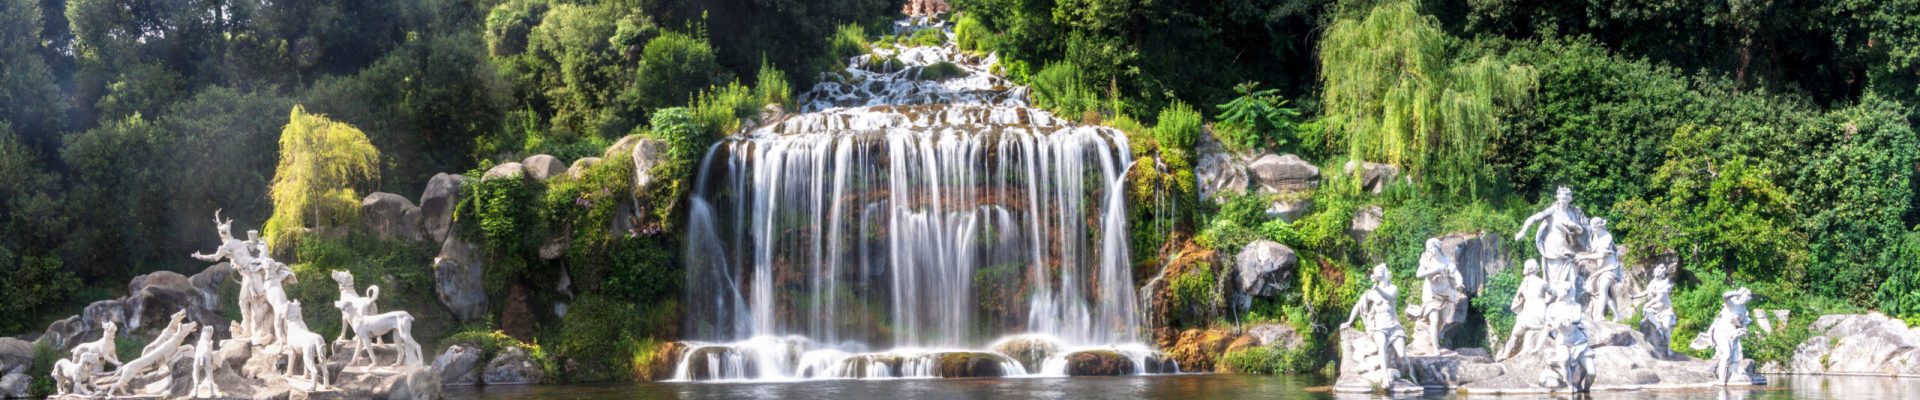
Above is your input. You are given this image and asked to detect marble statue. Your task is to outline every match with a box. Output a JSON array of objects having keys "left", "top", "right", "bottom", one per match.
[
  {"left": 1499, "top": 259, "right": 1552, "bottom": 360},
  {"left": 331, "top": 270, "right": 382, "bottom": 343},
  {"left": 1408, "top": 238, "right": 1466, "bottom": 353},
  {"left": 282, "top": 300, "right": 333, "bottom": 388},
  {"left": 1578, "top": 218, "right": 1624, "bottom": 322},
  {"left": 52, "top": 350, "right": 103, "bottom": 396},
  {"left": 1631, "top": 262, "right": 1678, "bottom": 358},
  {"left": 104, "top": 319, "right": 198, "bottom": 396},
  {"left": 142, "top": 311, "right": 193, "bottom": 365},
  {"left": 1693, "top": 287, "right": 1754, "bottom": 385},
  {"left": 1540, "top": 283, "right": 1595, "bottom": 392},
  {"left": 1341, "top": 264, "right": 1407, "bottom": 387},
  {"left": 1516, "top": 186, "right": 1589, "bottom": 286},
  {"left": 191, "top": 210, "right": 261, "bottom": 338},
  {"left": 191, "top": 325, "right": 225, "bottom": 398},
  {"left": 68, "top": 321, "right": 122, "bottom": 371},
  {"left": 344, "top": 307, "right": 425, "bottom": 368}
]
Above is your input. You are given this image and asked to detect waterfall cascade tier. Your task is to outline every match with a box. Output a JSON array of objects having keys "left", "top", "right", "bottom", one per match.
[{"left": 673, "top": 16, "right": 1166, "bottom": 381}]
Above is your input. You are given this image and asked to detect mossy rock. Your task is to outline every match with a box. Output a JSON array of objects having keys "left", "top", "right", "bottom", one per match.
[
  {"left": 1064, "top": 350, "right": 1137, "bottom": 376},
  {"left": 934, "top": 351, "right": 1010, "bottom": 378}
]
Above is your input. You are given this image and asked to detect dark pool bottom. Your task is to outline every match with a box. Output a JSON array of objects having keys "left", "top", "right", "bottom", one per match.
[{"left": 442, "top": 374, "right": 1911, "bottom": 399}]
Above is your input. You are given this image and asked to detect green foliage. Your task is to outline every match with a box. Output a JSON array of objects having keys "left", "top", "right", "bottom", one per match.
[
  {"left": 28, "top": 342, "right": 55, "bottom": 396},
  {"left": 0, "top": 249, "right": 76, "bottom": 334},
  {"left": 1877, "top": 230, "right": 1920, "bottom": 320},
  {"left": 1031, "top": 62, "right": 1101, "bottom": 119},
  {"left": 445, "top": 329, "right": 539, "bottom": 361},
  {"left": 303, "top": 30, "right": 510, "bottom": 189},
  {"left": 634, "top": 32, "right": 723, "bottom": 112},
  {"left": 1472, "top": 265, "right": 1522, "bottom": 338},
  {"left": 1320, "top": 0, "right": 1536, "bottom": 198},
  {"left": 1213, "top": 82, "right": 1299, "bottom": 153},
  {"left": 1171, "top": 263, "right": 1219, "bottom": 314},
  {"left": 1220, "top": 341, "right": 1324, "bottom": 375},
  {"left": 1795, "top": 94, "right": 1918, "bottom": 304},
  {"left": 755, "top": 60, "right": 792, "bottom": 108},
  {"left": 58, "top": 114, "right": 170, "bottom": 278},
  {"left": 467, "top": 168, "right": 543, "bottom": 292},
  {"left": 826, "top": 23, "right": 872, "bottom": 70},
  {"left": 265, "top": 106, "right": 381, "bottom": 250},
  {"left": 920, "top": 61, "right": 967, "bottom": 81},
  {"left": 690, "top": 82, "right": 759, "bottom": 138},
  {"left": 954, "top": 14, "right": 994, "bottom": 53},
  {"left": 1611, "top": 124, "right": 1806, "bottom": 285},
  {"left": 903, "top": 28, "right": 946, "bottom": 47},
  {"left": 551, "top": 294, "right": 669, "bottom": 382},
  {"left": 645, "top": 107, "right": 710, "bottom": 230}
]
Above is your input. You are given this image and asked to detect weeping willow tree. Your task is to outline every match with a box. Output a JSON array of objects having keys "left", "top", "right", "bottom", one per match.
[
  {"left": 264, "top": 106, "right": 381, "bottom": 249},
  {"left": 1320, "top": 0, "right": 1536, "bottom": 197}
]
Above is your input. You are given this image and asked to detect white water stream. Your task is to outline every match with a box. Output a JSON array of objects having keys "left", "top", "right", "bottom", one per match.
[{"left": 673, "top": 16, "right": 1170, "bottom": 381}]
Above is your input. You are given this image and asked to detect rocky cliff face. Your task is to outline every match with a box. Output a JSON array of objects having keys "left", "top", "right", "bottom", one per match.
[{"left": 1773, "top": 313, "right": 1920, "bottom": 376}]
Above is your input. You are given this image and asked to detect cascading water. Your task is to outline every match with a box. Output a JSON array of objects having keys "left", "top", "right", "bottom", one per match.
[{"left": 673, "top": 16, "right": 1172, "bottom": 381}]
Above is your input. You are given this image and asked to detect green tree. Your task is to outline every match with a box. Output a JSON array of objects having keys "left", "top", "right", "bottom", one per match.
[
  {"left": 632, "top": 32, "right": 721, "bottom": 115},
  {"left": 59, "top": 114, "right": 171, "bottom": 278},
  {"left": 0, "top": 0, "right": 66, "bottom": 149},
  {"left": 1320, "top": 0, "right": 1535, "bottom": 198},
  {"left": 263, "top": 106, "right": 381, "bottom": 249},
  {"left": 1795, "top": 94, "right": 1918, "bottom": 303},
  {"left": 160, "top": 87, "right": 295, "bottom": 245},
  {"left": 1611, "top": 125, "right": 1806, "bottom": 285}
]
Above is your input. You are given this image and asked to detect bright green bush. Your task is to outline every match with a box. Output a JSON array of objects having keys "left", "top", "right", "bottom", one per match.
[
  {"left": 903, "top": 28, "right": 945, "bottom": 47},
  {"left": 920, "top": 61, "right": 967, "bottom": 81},
  {"left": 955, "top": 14, "right": 993, "bottom": 52},
  {"left": 634, "top": 32, "right": 722, "bottom": 112},
  {"left": 691, "top": 82, "right": 758, "bottom": 138},
  {"left": 1472, "top": 266, "right": 1522, "bottom": 339},
  {"left": 1031, "top": 62, "right": 1100, "bottom": 119},
  {"left": 755, "top": 60, "right": 792, "bottom": 108},
  {"left": 1213, "top": 82, "right": 1299, "bottom": 153},
  {"left": 551, "top": 294, "right": 672, "bottom": 382}
]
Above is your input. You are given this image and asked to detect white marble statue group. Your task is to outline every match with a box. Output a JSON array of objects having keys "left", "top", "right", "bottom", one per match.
[
  {"left": 48, "top": 210, "right": 425, "bottom": 398},
  {"left": 1341, "top": 186, "right": 1757, "bottom": 392}
]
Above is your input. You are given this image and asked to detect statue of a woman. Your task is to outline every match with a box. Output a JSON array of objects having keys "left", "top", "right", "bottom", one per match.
[
  {"left": 1579, "top": 218, "right": 1623, "bottom": 321},
  {"left": 1411, "top": 238, "right": 1465, "bottom": 353},
  {"left": 1631, "top": 263, "right": 1677, "bottom": 358},
  {"left": 1516, "top": 186, "right": 1589, "bottom": 286},
  {"left": 1343, "top": 264, "right": 1407, "bottom": 380}
]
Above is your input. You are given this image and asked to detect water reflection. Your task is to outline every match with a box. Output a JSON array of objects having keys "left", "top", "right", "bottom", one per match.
[{"left": 444, "top": 374, "right": 1908, "bottom": 400}]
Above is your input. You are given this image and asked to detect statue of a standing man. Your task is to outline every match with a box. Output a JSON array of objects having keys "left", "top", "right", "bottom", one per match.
[
  {"left": 190, "top": 210, "right": 260, "bottom": 337},
  {"left": 1516, "top": 186, "right": 1588, "bottom": 287},
  {"left": 1410, "top": 238, "right": 1465, "bottom": 353},
  {"left": 1343, "top": 264, "right": 1407, "bottom": 381},
  {"left": 1693, "top": 287, "right": 1755, "bottom": 385}
]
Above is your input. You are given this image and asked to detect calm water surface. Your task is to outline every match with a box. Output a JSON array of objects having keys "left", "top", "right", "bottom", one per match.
[{"left": 443, "top": 374, "right": 1910, "bottom": 399}]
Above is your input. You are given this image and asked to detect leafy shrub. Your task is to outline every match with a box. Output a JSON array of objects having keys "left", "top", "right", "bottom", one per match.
[
  {"left": 445, "top": 329, "right": 540, "bottom": 361},
  {"left": 1879, "top": 230, "right": 1920, "bottom": 320},
  {"left": 1213, "top": 82, "right": 1299, "bottom": 153},
  {"left": 465, "top": 169, "right": 544, "bottom": 292},
  {"left": 903, "top": 28, "right": 945, "bottom": 47},
  {"left": 824, "top": 23, "right": 870, "bottom": 69},
  {"left": 755, "top": 60, "right": 792, "bottom": 108},
  {"left": 28, "top": 342, "right": 56, "bottom": 396},
  {"left": 1472, "top": 266, "right": 1522, "bottom": 338},
  {"left": 691, "top": 82, "right": 758, "bottom": 138},
  {"left": 551, "top": 294, "right": 669, "bottom": 382},
  {"left": 1171, "top": 263, "right": 1218, "bottom": 314},
  {"left": 644, "top": 107, "right": 709, "bottom": 230},
  {"left": 0, "top": 250, "right": 76, "bottom": 334},
  {"left": 1031, "top": 62, "right": 1100, "bottom": 119},
  {"left": 1220, "top": 341, "right": 1324, "bottom": 375},
  {"left": 634, "top": 32, "right": 722, "bottom": 112},
  {"left": 955, "top": 14, "right": 993, "bottom": 52},
  {"left": 919, "top": 61, "right": 967, "bottom": 81}
]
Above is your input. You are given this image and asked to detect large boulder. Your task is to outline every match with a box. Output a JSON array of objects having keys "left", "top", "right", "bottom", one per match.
[
  {"left": 631, "top": 137, "right": 666, "bottom": 197},
  {"left": 39, "top": 299, "right": 131, "bottom": 351},
  {"left": 484, "top": 162, "right": 525, "bottom": 181},
  {"left": 0, "top": 372, "right": 28, "bottom": 398},
  {"left": 1166, "top": 328, "right": 1241, "bottom": 372},
  {"left": 1195, "top": 151, "right": 1250, "bottom": 202},
  {"left": 360, "top": 192, "right": 424, "bottom": 243},
  {"left": 1234, "top": 241, "right": 1297, "bottom": 298},
  {"left": 1344, "top": 160, "right": 1401, "bottom": 194},
  {"left": 1266, "top": 198, "right": 1312, "bottom": 222},
  {"left": 187, "top": 262, "right": 234, "bottom": 336},
  {"left": 1434, "top": 232, "right": 1507, "bottom": 295},
  {"left": 1063, "top": 350, "right": 1137, "bottom": 376},
  {"left": 419, "top": 173, "right": 468, "bottom": 244},
  {"left": 483, "top": 346, "right": 544, "bottom": 385},
  {"left": 932, "top": 351, "right": 1013, "bottom": 378},
  {"left": 990, "top": 335, "right": 1062, "bottom": 374},
  {"left": 0, "top": 338, "right": 30, "bottom": 375},
  {"left": 434, "top": 344, "right": 483, "bottom": 385},
  {"left": 1349, "top": 206, "right": 1384, "bottom": 245},
  {"left": 1248, "top": 154, "right": 1319, "bottom": 193},
  {"left": 435, "top": 236, "right": 489, "bottom": 323},
  {"left": 521, "top": 154, "right": 566, "bottom": 181},
  {"left": 568, "top": 157, "right": 603, "bottom": 180},
  {"left": 126, "top": 271, "right": 198, "bottom": 334},
  {"left": 1785, "top": 313, "right": 1920, "bottom": 376}
]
